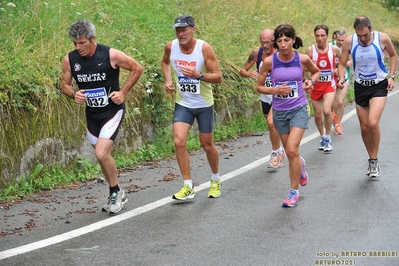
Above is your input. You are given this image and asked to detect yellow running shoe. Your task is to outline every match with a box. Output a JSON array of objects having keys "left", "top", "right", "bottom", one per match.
[
  {"left": 208, "top": 180, "right": 221, "bottom": 198},
  {"left": 306, "top": 104, "right": 311, "bottom": 115},
  {"left": 172, "top": 184, "right": 195, "bottom": 200}
]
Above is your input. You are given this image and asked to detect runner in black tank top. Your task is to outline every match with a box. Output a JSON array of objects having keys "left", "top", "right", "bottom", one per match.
[
  {"left": 68, "top": 43, "right": 123, "bottom": 118},
  {"left": 61, "top": 19, "right": 143, "bottom": 214}
]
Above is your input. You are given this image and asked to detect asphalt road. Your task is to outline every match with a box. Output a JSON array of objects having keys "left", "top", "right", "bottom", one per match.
[{"left": 1, "top": 89, "right": 399, "bottom": 266}]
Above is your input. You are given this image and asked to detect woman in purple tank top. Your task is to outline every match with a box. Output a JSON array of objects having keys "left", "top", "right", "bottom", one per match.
[{"left": 257, "top": 24, "right": 320, "bottom": 207}]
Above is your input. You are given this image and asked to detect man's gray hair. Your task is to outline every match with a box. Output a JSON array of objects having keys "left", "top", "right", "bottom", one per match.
[
  {"left": 336, "top": 30, "right": 347, "bottom": 37},
  {"left": 69, "top": 19, "right": 96, "bottom": 40}
]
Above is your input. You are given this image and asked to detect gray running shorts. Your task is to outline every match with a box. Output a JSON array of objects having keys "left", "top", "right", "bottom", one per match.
[
  {"left": 273, "top": 105, "right": 309, "bottom": 134},
  {"left": 173, "top": 103, "right": 214, "bottom": 133}
]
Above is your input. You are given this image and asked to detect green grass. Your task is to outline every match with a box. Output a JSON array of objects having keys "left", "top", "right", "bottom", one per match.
[{"left": 0, "top": 0, "right": 397, "bottom": 201}]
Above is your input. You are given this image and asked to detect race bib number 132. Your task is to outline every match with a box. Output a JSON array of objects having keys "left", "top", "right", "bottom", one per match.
[{"left": 84, "top": 87, "right": 109, "bottom": 107}]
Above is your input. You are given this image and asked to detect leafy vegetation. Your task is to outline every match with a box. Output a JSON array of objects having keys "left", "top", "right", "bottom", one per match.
[{"left": 383, "top": 0, "right": 399, "bottom": 10}]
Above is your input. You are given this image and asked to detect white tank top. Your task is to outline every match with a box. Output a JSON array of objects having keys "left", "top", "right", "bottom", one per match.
[
  {"left": 170, "top": 39, "right": 213, "bottom": 108},
  {"left": 351, "top": 31, "right": 387, "bottom": 86}
]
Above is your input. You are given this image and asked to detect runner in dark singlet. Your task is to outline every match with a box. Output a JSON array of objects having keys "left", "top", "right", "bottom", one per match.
[{"left": 61, "top": 19, "right": 143, "bottom": 214}]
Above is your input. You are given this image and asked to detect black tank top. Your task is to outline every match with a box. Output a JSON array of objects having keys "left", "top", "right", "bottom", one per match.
[
  {"left": 68, "top": 43, "right": 124, "bottom": 118},
  {"left": 256, "top": 47, "right": 263, "bottom": 71}
]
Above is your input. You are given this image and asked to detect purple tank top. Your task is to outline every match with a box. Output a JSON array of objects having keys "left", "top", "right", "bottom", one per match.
[{"left": 271, "top": 51, "right": 307, "bottom": 111}]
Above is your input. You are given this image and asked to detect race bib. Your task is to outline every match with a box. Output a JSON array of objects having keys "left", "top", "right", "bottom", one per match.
[
  {"left": 177, "top": 76, "right": 200, "bottom": 94},
  {"left": 318, "top": 70, "right": 332, "bottom": 82},
  {"left": 344, "top": 68, "right": 350, "bottom": 81},
  {"left": 274, "top": 81, "right": 298, "bottom": 99},
  {"left": 356, "top": 72, "right": 378, "bottom": 86},
  {"left": 84, "top": 87, "right": 109, "bottom": 107},
  {"left": 264, "top": 75, "right": 272, "bottom": 87}
]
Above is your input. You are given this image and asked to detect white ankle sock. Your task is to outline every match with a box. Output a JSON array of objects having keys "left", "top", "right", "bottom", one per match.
[
  {"left": 211, "top": 173, "right": 220, "bottom": 181},
  {"left": 184, "top": 179, "right": 193, "bottom": 188}
]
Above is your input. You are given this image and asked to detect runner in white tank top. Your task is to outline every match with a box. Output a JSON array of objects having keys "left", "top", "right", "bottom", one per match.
[
  {"left": 338, "top": 16, "right": 397, "bottom": 178},
  {"left": 161, "top": 15, "right": 223, "bottom": 200},
  {"left": 332, "top": 30, "right": 352, "bottom": 135},
  {"left": 239, "top": 28, "right": 285, "bottom": 169}
]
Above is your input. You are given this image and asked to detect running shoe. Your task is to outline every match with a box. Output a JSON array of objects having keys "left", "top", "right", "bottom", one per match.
[
  {"left": 324, "top": 139, "right": 333, "bottom": 153},
  {"left": 306, "top": 104, "right": 311, "bottom": 115},
  {"left": 268, "top": 152, "right": 279, "bottom": 168},
  {"left": 319, "top": 137, "right": 326, "bottom": 151},
  {"left": 369, "top": 160, "right": 380, "bottom": 178},
  {"left": 277, "top": 149, "right": 286, "bottom": 167},
  {"left": 299, "top": 156, "right": 308, "bottom": 186},
  {"left": 108, "top": 190, "right": 126, "bottom": 214},
  {"left": 282, "top": 189, "right": 299, "bottom": 207},
  {"left": 172, "top": 184, "right": 195, "bottom": 200},
  {"left": 332, "top": 111, "right": 338, "bottom": 127},
  {"left": 335, "top": 124, "right": 343, "bottom": 135},
  {"left": 208, "top": 180, "right": 221, "bottom": 198},
  {"left": 366, "top": 160, "right": 371, "bottom": 176},
  {"left": 102, "top": 190, "right": 128, "bottom": 212}
]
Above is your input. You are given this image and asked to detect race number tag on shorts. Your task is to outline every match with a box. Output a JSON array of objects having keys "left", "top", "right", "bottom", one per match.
[
  {"left": 265, "top": 75, "right": 272, "bottom": 87},
  {"left": 177, "top": 76, "right": 200, "bottom": 94},
  {"left": 356, "top": 72, "right": 378, "bottom": 86},
  {"left": 84, "top": 87, "right": 109, "bottom": 107},
  {"left": 318, "top": 70, "right": 332, "bottom": 82},
  {"left": 344, "top": 68, "right": 350, "bottom": 81},
  {"left": 274, "top": 81, "right": 298, "bottom": 99}
]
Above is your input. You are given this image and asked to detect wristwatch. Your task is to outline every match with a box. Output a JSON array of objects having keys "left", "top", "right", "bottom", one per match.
[
  {"left": 197, "top": 72, "right": 204, "bottom": 80},
  {"left": 390, "top": 75, "right": 395, "bottom": 80}
]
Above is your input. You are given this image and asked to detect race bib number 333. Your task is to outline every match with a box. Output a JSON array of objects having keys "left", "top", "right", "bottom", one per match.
[
  {"left": 84, "top": 87, "right": 109, "bottom": 107},
  {"left": 177, "top": 76, "right": 200, "bottom": 94}
]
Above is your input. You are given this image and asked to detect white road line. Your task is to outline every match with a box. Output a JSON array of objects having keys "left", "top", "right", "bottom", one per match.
[{"left": 1, "top": 90, "right": 397, "bottom": 260}]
